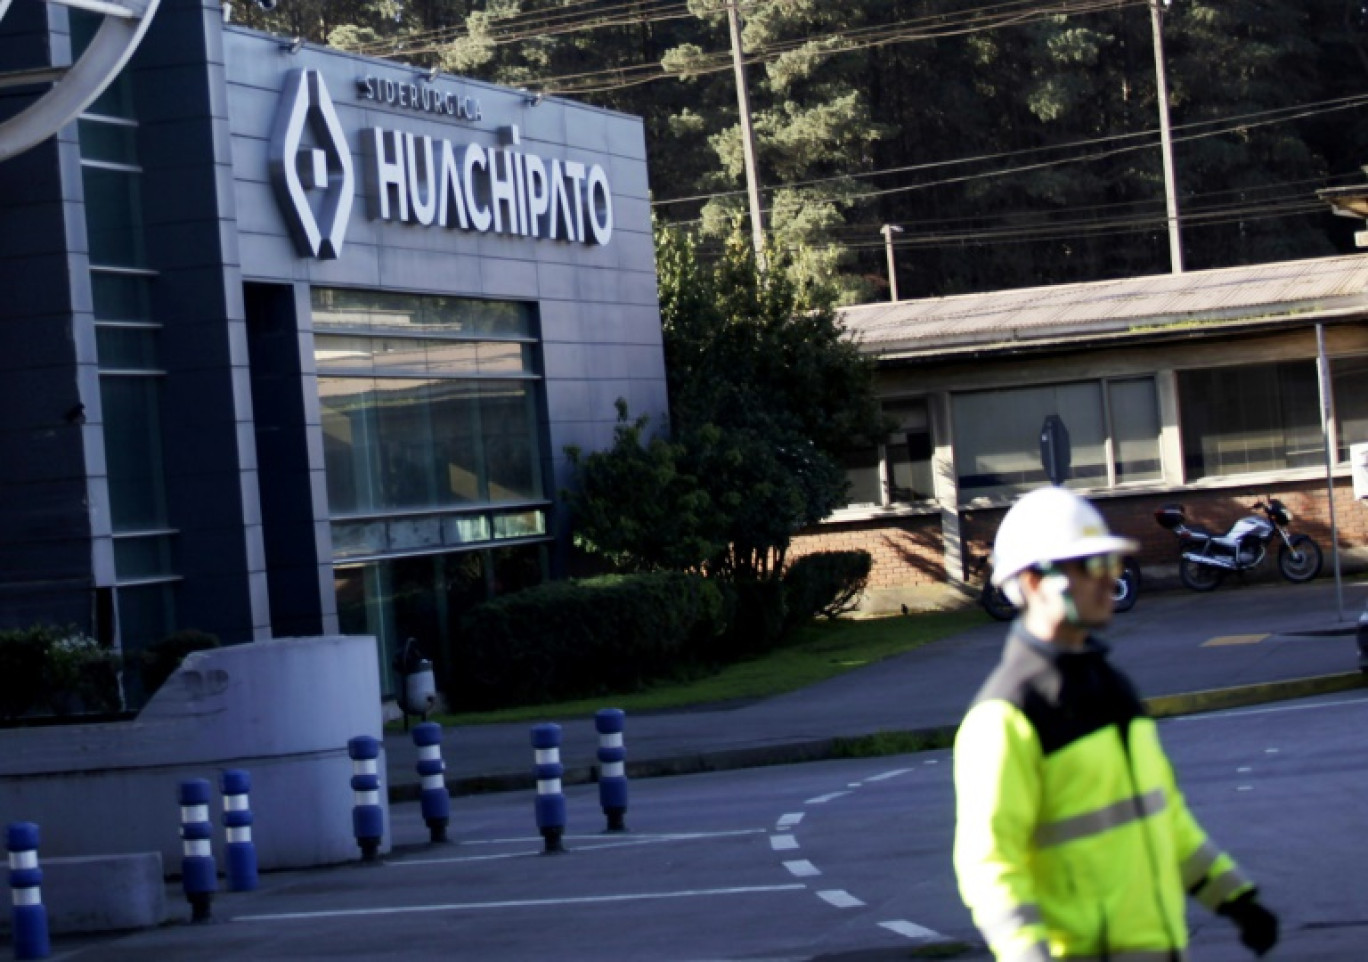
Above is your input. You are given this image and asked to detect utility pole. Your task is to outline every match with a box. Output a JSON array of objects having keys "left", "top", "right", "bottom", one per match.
[
  {"left": 726, "top": 0, "right": 766, "bottom": 262},
  {"left": 1150, "top": 0, "right": 1183, "bottom": 273},
  {"left": 881, "top": 224, "right": 903, "bottom": 301}
]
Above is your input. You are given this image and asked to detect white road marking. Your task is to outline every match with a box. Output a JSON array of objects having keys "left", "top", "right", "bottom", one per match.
[
  {"left": 805, "top": 791, "right": 851, "bottom": 805},
  {"left": 1237, "top": 786, "right": 1254, "bottom": 792},
  {"left": 777, "top": 813, "right": 804, "bottom": 828},
  {"left": 865, "top": 768, "right": 912, "bottom": 782},
  {"left": 1237, "top": 766, "right": 1252, "bottom": 773},
  {"left": 847, "top": 782, "right": 862, "bottom": 788},
  {"left": 817, "top": 889, "right": 864, "bottom": 908},
  {"left": 923, "top": 759, "right": 939, "bottom": 765},
  {"left": 233, "top": 884, "right": 809, "bottom": 923},
  {"left": 784, "top": 859, "right": 822, "bottom": 878},
  {"left": 770, "top": 834, "right": 800, "bottom": 851},
  {"left": 461, "top": 830, "right": 765, "bottom": 846},
  {"left": 879, "top": 920, "right": 947, "bottom": 941}
]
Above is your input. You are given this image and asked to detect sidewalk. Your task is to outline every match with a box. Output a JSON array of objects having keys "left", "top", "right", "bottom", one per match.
[{"left": 384, "top": 579, "right": 1368, "bottom": 800}]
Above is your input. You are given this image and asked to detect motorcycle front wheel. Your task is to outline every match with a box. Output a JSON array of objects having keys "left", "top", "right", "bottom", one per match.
[
  {"left": 1112, "top": 559, "right": 1141, "bottom": 613},
  {"left": 1278, "top": 535, "right": 1323, "bottom": 583},
  {"left": 1179, "top": 556, "right": 1225, "bottom": 591},
  {"left": 980, "top": 581, "right": 1018, "bottom": 621}
]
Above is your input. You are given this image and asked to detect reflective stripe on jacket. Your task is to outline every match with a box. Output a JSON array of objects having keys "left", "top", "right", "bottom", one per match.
[{"left": 953, "top": 625, "right": 1253, "bottom": 960}]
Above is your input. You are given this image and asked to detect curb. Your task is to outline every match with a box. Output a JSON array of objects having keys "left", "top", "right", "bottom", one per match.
[{"left": 387, "top": 672, "right": 1367, "bottom": 803}]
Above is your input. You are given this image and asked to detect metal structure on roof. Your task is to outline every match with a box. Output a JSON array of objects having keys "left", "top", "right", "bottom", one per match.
[
  {"left": 0, "top": 0, "right": 160, "bottom": 163},
  {"left": 839, "top": 254, "right": 1368, "bottom": 361}
]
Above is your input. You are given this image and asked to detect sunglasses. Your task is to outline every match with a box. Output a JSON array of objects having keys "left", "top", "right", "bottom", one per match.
[{"left": 1038, "top": 554, "right": 1124, "bottom": 580}]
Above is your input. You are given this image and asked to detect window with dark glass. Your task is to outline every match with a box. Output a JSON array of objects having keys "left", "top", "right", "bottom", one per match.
[{"left": 1177, "top": 361, "right": 1322, "bottom": 479}]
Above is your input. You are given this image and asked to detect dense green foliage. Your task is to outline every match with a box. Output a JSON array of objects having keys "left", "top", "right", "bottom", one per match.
[
  {"left": 452, "top": 571, "right": 728, "bottom": 708},
  {"left": 449, "top": 553, "right": 873, "bottom": 710},
  {"left": 245, "top": 1, "right": 1368, "bottom": 299},
  {"left": 566, "top": 225, "right": 884, "bottom": 580},
  {"left": 0, "top": 626, "right": 123, "bottom": 720},
  {"left": 136, "top": 630, "right": 222, "bottom": 698}
]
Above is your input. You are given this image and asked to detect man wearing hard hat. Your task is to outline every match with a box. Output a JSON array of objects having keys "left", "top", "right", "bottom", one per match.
[{"left": 953, "top": 486, "right": 1278, "bottom": 961}]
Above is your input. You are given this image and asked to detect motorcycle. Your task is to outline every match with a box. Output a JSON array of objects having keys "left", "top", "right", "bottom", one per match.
[
  {"left": 976, "top": 553, "right": 1141, "bottom": 621},
  {"left": 1154, "top": 498, "right": 1322, "bottom": 592}
]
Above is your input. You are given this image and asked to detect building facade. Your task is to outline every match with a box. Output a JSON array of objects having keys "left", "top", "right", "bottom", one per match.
[
  {"left": 0, "top": 0, "right": 665, "bottom": 699},
  {"left": 794, "top": 255, "right": 1368, "bottom": 609}
]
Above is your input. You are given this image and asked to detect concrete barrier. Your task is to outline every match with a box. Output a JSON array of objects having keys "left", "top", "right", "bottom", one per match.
[
  {"left": 0, "top": 852, "right": 165, "bottom": 936},
  {"left": 0, "top": 634, "right": 389, "bottom": 872}
]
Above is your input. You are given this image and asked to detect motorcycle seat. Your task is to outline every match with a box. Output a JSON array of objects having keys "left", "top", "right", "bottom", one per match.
[{"left": 1184, "top": 523, "right": 1219, "bottom": 539}]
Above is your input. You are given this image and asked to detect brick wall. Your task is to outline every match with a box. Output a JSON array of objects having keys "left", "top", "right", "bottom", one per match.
[
  {"left": 790, "top": 514, "right": 945, "bottom": 587},
  {"left": 793, "top": 478, "right": 1367, "bottom": 591}
]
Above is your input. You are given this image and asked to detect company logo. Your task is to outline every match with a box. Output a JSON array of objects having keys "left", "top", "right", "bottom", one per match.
[{"left": 268, "top": 69, "right": 354, "bottom": 260}]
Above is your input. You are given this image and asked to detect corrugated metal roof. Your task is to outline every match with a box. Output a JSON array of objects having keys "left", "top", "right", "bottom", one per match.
[{"left": 839, "top": 254, "right": 1368, "bottom": 360}]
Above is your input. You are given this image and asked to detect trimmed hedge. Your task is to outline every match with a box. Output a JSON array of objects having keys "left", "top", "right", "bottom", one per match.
[
  {"left": 453, "top": 571, "right": 726, "bottom": 710},
  {"left": 782, "top": 550, "right": 873, "bottom": 628}
]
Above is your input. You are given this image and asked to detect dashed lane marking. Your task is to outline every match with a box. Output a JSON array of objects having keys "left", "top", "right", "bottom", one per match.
[
  {"left": 1200, "top": 634, "right": 1268, "bottom": 647},
  {"left": 233, "top": 884, "right": 810, "bottom": 923},
  {"left": 865, "top": 768, "right": 913, "bottom": 782},
  {"left": 817, "top": 890, "right": 865, "bottom": 908},
  {"left": 783, "top": 859, "right": 822, "bottom": 878},
  {"left": 770, "top": 834, "right": 800, "bottom": 851},
  {"left": 805, "top": 791, "right": 851, "bottom": 805},
  {"left": 777, "top": 813, "right": 804, "bottom": 828},
  {"left": 396, "top": 830, "right": 768, "bottom": 866},
  {"left": 879, "top": 920, "right": 948, "bottom": 942}
]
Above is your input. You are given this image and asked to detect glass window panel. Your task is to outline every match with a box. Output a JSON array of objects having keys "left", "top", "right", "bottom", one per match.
[
  {"left": 373, "top": 378, "right": 440, "bottom": 509},
  {"left": 492, "top": 510, "right": 546, "bottom": 539},
  {"left": 113, "top": 534, "right": 175, "bottom": 580},
  {"left": 429, "top": 380, "right": 481, "bottom": 502},
  {"left": 370, "top": 338, "right": 430, "bottom": 375},
  {"left": 388, "top": 517, "right": 442, "bottom": 550},
  {"left": 1333, "top": 356, "right": 1368, "bottom": 461},
  {"left": 78, "top": 119, "right": 138, "bottom": 165},
  {"left": 100, "top": 376, "right": 167, "bottom": 530},
  {"left": 953, "top": 382, "right": 1105, "bottom": 498},
  {"left": 91, "top": 273, "right": 151, "bottom": 322},
  {"left": 332, "top": 521, "right": 387, "bottom": 558},
  {"left": 478, "top": 341, "right": 534, "bottom": 375},
  {"left": 320, "top": 378, "right": 381, "bottom": 515},
  {"left": 314, "top": 335, "right": 376, "bottom": 375},
  {"left": 444, "top": 514, "right": 491, "bottom": 545},
  {"left": 97, "top": 326, "right": 159, "bottom": 370},
  {"left": 840, "top": 447, "right": 881, "bottom": 508},
  {"left": 425, "top": 340, "right": 481, "bottom": 376},
  {"left": 312, "top": 289, "right": 535, "bottom": 338},
  {"left": 481, "top": 381, "right": 541, "bottom": 502},
  {"left": 82, "top": 165, "right": 145, "bottom": 268},
  {"left": 1108, "top": 378, "right": 1162, "bottom": 483},
  {"left": 334, "top": 564, "right": 396, "bottom": 697},
  {"left": 116, "top": 582, "right": 175, "bottom": 656},
  {"left": 1178, "top": 361, "right": 1320, "bottom": 479},
  {"left": 886, "top": 400, "right": 933, "bottom": 503}
]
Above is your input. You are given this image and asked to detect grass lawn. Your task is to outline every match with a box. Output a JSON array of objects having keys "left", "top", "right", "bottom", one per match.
[{"left": 419, "top": 607, "right": 989, "bottom": 728}]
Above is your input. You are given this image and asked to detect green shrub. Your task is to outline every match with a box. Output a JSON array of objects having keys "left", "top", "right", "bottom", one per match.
[
  {"left": 453, "top": 572, "right": 726, "bottom": 710},
  {"left": 0, "top": 625, "right": 123, "bottom": 719},
  {"left": 138, "top": 630, "right": 221, "bottom": 697},
  {"left": 715, "top": 577, "right": 789, "bottom": 660},
  {"left": 782, "top": 550, "right": 873, "bottom": 629}
]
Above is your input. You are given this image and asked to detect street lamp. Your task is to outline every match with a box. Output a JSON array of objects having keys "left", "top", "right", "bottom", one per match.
[{"left": 881, "top": 224, "right": 904, "bottom": 301}]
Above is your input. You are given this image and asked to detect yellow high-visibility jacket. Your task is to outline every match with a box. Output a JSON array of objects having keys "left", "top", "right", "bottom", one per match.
[{"left": 953, "top": 625, "right": 1254, "bottom": 962}]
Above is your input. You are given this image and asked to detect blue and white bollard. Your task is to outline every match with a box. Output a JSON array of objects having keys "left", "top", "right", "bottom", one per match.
[
  {"left": 178, "top": 778, "right": 218, "bottom": 922},
  {"left": 220, "top": 769, "right": 258, "bottom": 891},
  {"left": 531, "top": 723, "right": 566, "bottom": 854},
  {"left": 595, "top": 708, "right": 629, "bottom": 832},
  {"left": 348, "top": 735, "right": 383, "bottom": 862},
  {"left": 412, "top": 722, "right": 450, "bottom": 843},
  {"left": 7, "top": 822, "right": 49, "bottom": 960}
]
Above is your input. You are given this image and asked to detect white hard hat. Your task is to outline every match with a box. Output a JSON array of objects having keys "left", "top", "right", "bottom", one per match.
[{"left": 991, "top": 486, "right": 1138, "bottom": 587}]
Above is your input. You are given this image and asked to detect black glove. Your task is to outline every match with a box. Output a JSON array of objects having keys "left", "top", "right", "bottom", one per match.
[{"left": 1218, "top": 890, "right": 1279, "bottom": 957}]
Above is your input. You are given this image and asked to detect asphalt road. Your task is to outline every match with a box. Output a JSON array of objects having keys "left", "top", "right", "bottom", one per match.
[{"left": 57, "top": 689, "right": 1368, "bottom": 961}]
